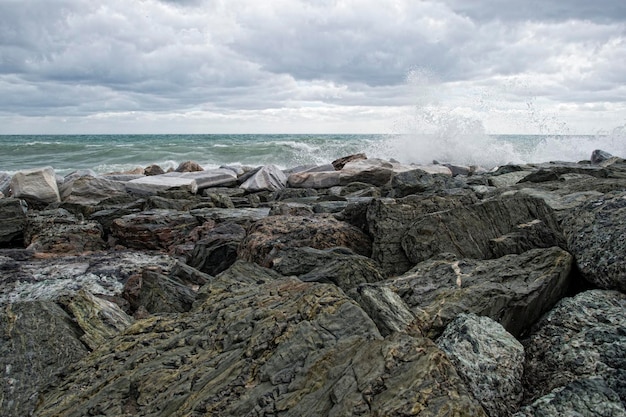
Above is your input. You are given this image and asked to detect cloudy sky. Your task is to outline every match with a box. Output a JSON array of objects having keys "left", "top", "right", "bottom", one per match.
[{"left": 1, "top": 0, "right": 625, "bottom": 134}]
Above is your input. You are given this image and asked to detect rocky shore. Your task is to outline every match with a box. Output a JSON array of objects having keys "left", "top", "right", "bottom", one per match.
[{"left": 1, "top": 151, "right": 625, "bottom": 417}]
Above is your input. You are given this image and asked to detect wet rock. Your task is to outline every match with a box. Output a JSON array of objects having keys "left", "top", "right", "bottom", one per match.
[
  {"left": 110, "top": 209, "right": 200, "bottom": 251},
  {"left": 366, "top": 192, "right": 478, "bottom": 276},
  {"left": 34, "top": 263, "right": 486, "bottom": 417},
  {"left": 239, "top": 164, "right": 287, "bottom": 192},
  {"left": 59, "top": 175, "right": 128, "bottom": 206},
  {"left": 0, "top": 198, "right": 28, "bottom": 245},
  {"left": 522, "top": 289, "right": 626, "bottom": 405},
  {"left": 331, "top": 152, "right": 367, "bottom": 170},
  {"left": 560, "top": 191, "right": 626, "bottom": 291},
  {"left": 402, "top": 194, "right": 561, "bottom": 264},
  {"left": 122, "top": 267, "right": 196, "bottom": 315},
  {"left": 143, "top": 164, "right": 165, "bottom": 176},
  {"left": 238, "top": 214, "right": 372, "bottom": 268},
  {"left": 175, "top": 160, "right": 204, "bottom": 172},
  {"left": 10, "top": 166, "right": 61, "bottom": 205},
  {"left": 388, "top": 168, "right": 465, "bottom": 198},
  {"left": 357, "top": 247, "right": 572, "bottom": 338},
  {"left": 187, "top": 222, "right": 246, "bottom": 276},
  {"left": 0, "top": 301, "right": 88, "bottom": 417},
  {"left": 66, "top": 289, "right": 134, "bottom": 350},
  {"left": 437, "top": 313, "right": 524, "bottom": 417},
  {"left": 591, "top": 149, "right": 614, "bottom": 164}
]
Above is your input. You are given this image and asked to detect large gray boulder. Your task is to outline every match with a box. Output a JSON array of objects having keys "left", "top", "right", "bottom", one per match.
[
  {"left": 0, "top": 198, "right": 27, "bottom": 245},
  {"left": 60, "top": 175, "right": 128, "bottom": 205},
  {"left": 560, "top": 191, "right": 626, "bottom": 291},
  {"left": 0, "top": 301, "right": 89, "bottom": 417},
  {"left": 521, "top": 289, "right": 626, "bottom": 406},
  {"left": 10, "top": 166, "right": 61, "bottom": 205},
  {"left": 33, "top": 262, "right": 486, "bottom": 417},
  {"left": 437, "top": 313, "right": 524, "bottom": 417},
  {"left": 354, "top": 247, "right": 572, "bottom": 338},
  {"left": 0, "top": 172, "right": 11, "bottom": 195},
  {"left": 388, "top": 168, "right": 465, "bottom": 198},
  {"left": 287, "top": 170, "right": 341, "bottom": 188},
  {"left": 239, "top": 164, "right": 287, "bottom": 192},
  {"left": 125, "top": 175, "right": 198, "bottom": 195}
]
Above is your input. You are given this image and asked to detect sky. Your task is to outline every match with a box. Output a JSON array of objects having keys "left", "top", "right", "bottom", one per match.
[{"left": 0, "top": 0, "right": 625, "bottom": 135}]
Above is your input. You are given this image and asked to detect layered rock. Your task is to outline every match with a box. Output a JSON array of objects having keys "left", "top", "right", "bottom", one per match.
[
  {"left": 10, "top": 166, "right": 61, "bottom": 205},
  {"left": 239, "top": 164, "right": 287, "bottom": 192},
  {"left": 0, "top": 198, "right": 27, "bottom": 245},
  {"left": 59, "top": 175, "right": 128, "bottom": 205}
]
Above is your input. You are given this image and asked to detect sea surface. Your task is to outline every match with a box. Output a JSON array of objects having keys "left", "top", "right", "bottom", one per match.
[{"left": 1, "top": 132, "right": 625, "bottom": 176}]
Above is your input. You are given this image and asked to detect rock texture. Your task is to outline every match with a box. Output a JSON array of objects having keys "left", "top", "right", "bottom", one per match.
[
  {"left": 10, "top": 166, "right": 61, "bottom": 205},
  {"left": 0, "top": 198, "right": 27, "bottom": 245}
]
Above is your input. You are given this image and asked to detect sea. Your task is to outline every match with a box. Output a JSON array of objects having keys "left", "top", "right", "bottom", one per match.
[{"left": 1, "top": 131, "right": 625, "bottom": 176}]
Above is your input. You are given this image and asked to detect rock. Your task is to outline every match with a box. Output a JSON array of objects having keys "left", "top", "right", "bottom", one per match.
[
  {"left": 488, "top": 218, "right": 565, "bottom": 258},
  {"left": 340, "top": 158, "right": 395, "bottom": 186},
  {"left": 356, "top": 247, "right": 572, "bottom": 338},
  {"left": 0, "top": 198, "right": 28, "bottom": 245},
  {"left": 388, "top": 168, "right": 466, "bottom": 198},
  {"left": 25, "top": 208, "right": 106, "bottom": 254},
  {"left": 272, "top": 246, "right": 385, "bottom": 292},
  {"left": 110, "top": 209, "right": 200, "bottom": 251},
  {"left": 329, "top": 182, "right": 382, "bottom": 198},
  {"left": 348, "top": 285, "right": 417, "bottom": 336},
  {"left": 514, "top": 377, "right": 626, "bottom": 417},
  {"left": 271, "top": 187, "right": 318, "bottom": 200},
  {"left": 437, "top": 313, "right": 524, "bottom": 417},
  {"left": 167, "top": 168, "right": 238, "bottom": 190},
  {"left": 66, "top": 289, "right": 134, "bottom": 350},
  {"left": 287, "top": 170, "right": 342, "bottom": 188},
  {"left": 238, "top": 214, "right": 372, "bottom": 267},
  {"left": 143, "top": 164, "right": 165, "bottom": 176},
  {"left": 10, "top": 166, "right": 61, "bottom": 205},
  {"left": 122, "top": 267, "right": 197, "bottom": 315},
  {"left": 560, "top": 191, "right": 626, "bottom": 291},
  {"left": 187, "top": 222, "right": 246, "bottom": 276},
  {"left": 175, "top": 160, "right": 204, "bottom": 172},
  {"left": 191, "top": 207, "right": 270, "bottom": 226},
  {"left": 34, "top": 263, "right": 486, "bottom": 417},
  {"left": 268, "top": 201, "right": 315, "bottom": 216},
  {"left": 332, "top": 152, "right": 367, "bottom": 170},
  {"left": 0, "top": 172, "right": 11, "bottom": 195},
  {"left": 0, "top": 301, "right": 88, "bottom": 417},
  {"left": 125, "top": 175, "right": 198, "bottom": 195},
  {"left": 59, "top": 175, "right": 128, "bottom": 206},
  {"left": 521, "top": 289, "right": 626, "bottom": 405},
  {"left": 239, "top": 164, "right": 287, "bottom": 192},
  {"left": 366, "top": 192, "right": 478, "bottom": 276},
  {"left": 402, "top": 194, "right": 562, "bottom": 264},
  {"left": 488, "top": 171, "right": 533, "bottom": 188},
  {"left": 591, "top": 149, "right": 614, "bottom": 164}
]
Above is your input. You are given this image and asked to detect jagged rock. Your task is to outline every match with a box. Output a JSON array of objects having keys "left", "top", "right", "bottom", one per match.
[
  {"left": 388, "top": 168, "right": 465, "bottom": 198},
  {"left": 339, "top": 158, "right": 395, "bottom": 186},
  {"left": 591, "top": 149, "right": 614, "bottom": 164},
  {"left": 488, "top": 171, "right": 533, "bottom": 188},
  {"left": 0, "top": 250, "right": 177, "bottom": 305},
  {"left": 125, "top": 175, "right": 198, "bottom": 195},
  {"left": 66, "top": 289, "right": 134, "bottom": 350},
  {"left": 10, "top": 166, "right": 61, "bottom": 205},
  {"left": 25, "top": 208, "right": 106, "bottom": 254},
  {"left": 437, "top": 313, "right": 524, "bottom": 417},
  {"left": 122, "top": 267, "right": 196, "bottom": 315},
  {"left": 488, "top": 218, "right": 565, "bottom": 258},
  {"left": 287, "top": 170, "right": 342, "bottom": 188},
  {"left": 514, "top": 378, "right": 626, "bottom": 417},
  {"left": 166, "top": 168, "right": 238, "bottom": 190},
  {"left": 272, "top": 246, "right": 385, "bottom": 292},
  {"left": 239, "top": 164, "right": 287, "bottom": 192},
  {"left": 332, "top": 153, "right": 367, "bottom": 170},
  {"left": 110, "top": 209, "right": 200, "bottom": 251},
  {"left": 356, "top": 247, "right": 572, "bottom": 338},
  {"left": 143, "top": 195, "right": 198, "bottom": 211},
  {"left": 401, "top": 194, "right": 562, "bottom": 264},
  {"left": 143, "top": 164, "right": 165, "bottom": 176},
  {"left": 238, "top": 214, "right": 372, "bottom": 268},
  {"left": 0, "top": 198, "right": 27, "bottom": 245},
  {"left": 187, "top": 222, "right": 246, "bottom": 276},
  {"left": 59, "top": 175, "right": 128, "bottom": 205},
  {"left": 0, "top": 301, "right": 89, "bottom": 417},
  {"left": 175, "top": 160, "right": 204, "bottom": 172},
  {"left": 268, "top": 201, "right": 315, "bottom": 216},
  {"left": 191, "top": 207, "right": 270, "bottom": 226},
  {"left": 522, "top": 290, "right": 626, "bottom": 405},
  {"left": 348, "top": 285, "right": 417, "bottom": 336},
  {"left": 329, "top": 182, "right": 382, "bottom": 198},
  {"left": 271, "top": 187, "right": 318, "bottom": 200},
  {"left": 33, "top": 262, "right": 486, "bottom": 417},
  {"left": 560, "top": 191, "right": 626, "bottom": 291},
  {"left": 366, "top": 192, "right": 478, "bottom": 276},
  {"left": 0, "top": 172, "right": 11, "bottom": 195},
  {"left": 88, "top": 198, "right": 145, "bottom": 238}
]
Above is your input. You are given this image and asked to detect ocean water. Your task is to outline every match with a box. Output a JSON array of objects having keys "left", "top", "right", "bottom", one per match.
[{"left": 0, "top": 131, "right": 625, "bottom": 176}]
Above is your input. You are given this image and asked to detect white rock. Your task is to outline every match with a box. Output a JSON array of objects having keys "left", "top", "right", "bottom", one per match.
[
  {"left": 11, "top": 166, "right": 61, "bottom": 203},
  {"left": 240, "top": 165, "right": 287, "bottom": 192},
  {"left": 166, "top": 168, "right": 238, "bottom": 189},
  {"left": 126, "top": 175, "right": 198, "bottom": 195}
]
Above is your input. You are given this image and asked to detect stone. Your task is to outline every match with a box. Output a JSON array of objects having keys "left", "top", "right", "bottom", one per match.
[
  {"left": 122, "top": 267, "right": 197, "bottom": 315},
  {"left": 560, "top": 191, "right": 626, "bottom": 291},
  {"left": 10, "top": 166, "right": 61, "bottom": 205},
  {"left": 287, "top": 170, "right": 341, "bottom": 188},
  {"left": 488, "top": 171, "right": 533, "bottom": 188},
  {"left": 437, "top": 313, "right": 524, "bottom": 417},
  {"left": 59, "top": 175, "right": 128, "bottom": 205},
  {"left": 238, "top": 214, "right": 372, "bottom": 268},
  {"left": 167, "top": 168, "right": 238, "bottom": 189},
  {"left": 356, "top": 247, "right": 572, "bottom": 338},
  {"left": 0, "top": 172, "right": 11, "bottom": 195},
  {"left": 331, "top": 152, "right": 367, "bottom": 170},
  {"left": 366, "top": 192, "right": 478, "bottom": 276},
  {"left": 33, "top": 263, "right": 486, "bottom": 417},
  {"left": 190, "top": 207, "right": 270, "bottom": 226},
  {"left": 402, "top": 194, "right": 561, "bottom": 265},
  {"left": 66, "top": 289, "right": 134, "bottom": 350},
  {"left": 339, "top": 158, "right": 395, "bottom": 186},
  {"left": 175, "top": 160, "right": 204, "bottom": 172},
  {"left": 125, "top": 175, "right": 198, "bottom": 195},
  {"left": 268, "top": 201, "right": 315, "bottom": 216},
  {"left": 144, "top": 164, "right": 165, "bottom": 176},
  {"left": 187, "top": 222, "right": 246, "bottom": 276},
  {"left": 388, "top": 168, "right": 466, "bottom": 198},
  {"left": 239, "top": 164, "right": 287, "bottom": 192},
  {"left": 513, "top": 378, "right": 626, "bottom": 417},
  {"left": 348, "top": 285, "right": 417, "bottom": 336},
  {"left": 521, "top": 289, "right": 626, "bottom": 405},
  {"left": 0, "top": 301, "right": 88, "bottom": 417},
  {"left": 0, "top": 198, "right": 27, "bottom": 245},
  {"left": 110, "top": 209, "right": 200, "bottom": 251}
]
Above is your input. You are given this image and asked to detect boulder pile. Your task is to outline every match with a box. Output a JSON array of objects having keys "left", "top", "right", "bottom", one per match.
[{"left": 1, "top": 153, "right": 625, "bottom": 417}]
